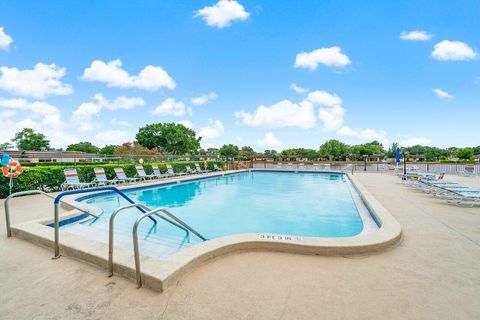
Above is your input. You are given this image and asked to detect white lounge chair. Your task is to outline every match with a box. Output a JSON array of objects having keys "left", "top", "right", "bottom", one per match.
[
  {"left": 93, "top": 167, "right": 119, "bottom": 185},
  {"left": 62, "top": 168, "right": 95, "bottom": 190},
  {"left": 213, "top": 164, "right": 222, "bottom": 171},
  {"left": 166, "top": 164, "right": 187, "bottom": 176},
  {"left": 114, "top": 168, "right": 140, "bottom": 183},
  {"left": 135, "top": 165, "right": 156, "bottom": 180},
  {"left": 185, "top": 165, "right": 196, "bottom": 174},
  {"left": 152, "top": 164, "right": 169, "bottom": 179},
  {"left": 195, "top": 163, "right": 210, "bottom": 173}
]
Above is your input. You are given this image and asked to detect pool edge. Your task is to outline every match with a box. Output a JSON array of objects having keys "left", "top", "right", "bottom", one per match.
[{"left": 10, "top": 169, "right": 402, "bottom": 293}]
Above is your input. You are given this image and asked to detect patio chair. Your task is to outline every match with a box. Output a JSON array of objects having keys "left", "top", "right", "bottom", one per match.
[
  {"left": 195, "top": 163, "right": 210, "bottom": 173},
  {"left": 213, "top": 164, "right": 222, "bottom": 171},
  {"left": 152, "top": 164, "right": 169, "bottom": 179},
  {"left": 185, "top": 165, "right": 196, "bottom": 174},
  {"left": 62, "top": 168, "right": 95, "bottom": 190},
  {"left": 135, "top": 165, "right": 156, "bottom": 180},
  {"left": 166, "top": 164, "right": 187, "bottom": 176},
  {"left": 114, "top": 168, "right": 140, "bottom": 183},
  {"left": 93, "top": 167, "right": 119, "bottom": 185}
]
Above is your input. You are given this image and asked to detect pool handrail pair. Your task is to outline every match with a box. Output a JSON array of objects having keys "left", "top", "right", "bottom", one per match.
[
  {"left": 108, "top": 203, "right": 207, "bottom": 288},
  {"left": 5, "top": 186, "right": 207, "bottom": 289},
  {"left": 52, "top": 186, "right": 157, "bottom": 258},
  {"left": 4, "top": 189, "right": 99, "bottom": 238}
]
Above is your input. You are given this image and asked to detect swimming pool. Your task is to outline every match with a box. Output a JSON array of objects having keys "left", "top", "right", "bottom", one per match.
[{"left": 63, "top": 171, "right": 378, "bottom": 259}]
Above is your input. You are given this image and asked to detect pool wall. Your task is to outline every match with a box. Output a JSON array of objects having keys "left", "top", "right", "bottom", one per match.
[{"left": 10, "top": 169, "right": 402, "bottom": 292}]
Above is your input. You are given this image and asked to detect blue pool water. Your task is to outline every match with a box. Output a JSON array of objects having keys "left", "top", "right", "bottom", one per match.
[{"left": 65, "top": 171, "right": 370, "bottom": 257}]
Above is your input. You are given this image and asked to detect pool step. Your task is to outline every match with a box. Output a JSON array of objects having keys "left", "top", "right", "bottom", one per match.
[{"left": 63, "top": 223, "right": 199, "bottom": 260}]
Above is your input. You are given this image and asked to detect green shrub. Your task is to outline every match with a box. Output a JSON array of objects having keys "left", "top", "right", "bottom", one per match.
[{"left": 0, "top": 160, "right": 224, "bottom": 198}]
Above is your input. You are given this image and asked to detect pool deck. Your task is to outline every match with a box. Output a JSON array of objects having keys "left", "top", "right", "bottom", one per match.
[{"left": 1, "top": 173, "right": 479, "bottom": 319}]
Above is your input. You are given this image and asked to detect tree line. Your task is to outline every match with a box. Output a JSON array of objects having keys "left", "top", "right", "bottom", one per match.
[{"left": 1, "top": 125, "right": 479, "bottom": 162}]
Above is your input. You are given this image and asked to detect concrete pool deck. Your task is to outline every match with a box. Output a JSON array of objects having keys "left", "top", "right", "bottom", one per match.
[{"left": 1, "top": 173, "right": 479, "bottom": 319}]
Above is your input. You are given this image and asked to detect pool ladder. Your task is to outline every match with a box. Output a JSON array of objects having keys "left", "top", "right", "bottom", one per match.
[
  {"left": 108, "top": 203, "right": 207, "bottom": 288},
  {"left": 4, "top": 186, "right": 207, "bottom": 289}
]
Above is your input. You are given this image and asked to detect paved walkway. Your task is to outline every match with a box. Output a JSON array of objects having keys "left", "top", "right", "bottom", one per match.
[{"left": 0, "top": 173, "right": 479, "bottom": 319}]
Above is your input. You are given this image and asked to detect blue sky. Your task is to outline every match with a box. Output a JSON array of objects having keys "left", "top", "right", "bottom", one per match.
[{"left": 0, "top": 0, "right": 479, "bottom": 150}]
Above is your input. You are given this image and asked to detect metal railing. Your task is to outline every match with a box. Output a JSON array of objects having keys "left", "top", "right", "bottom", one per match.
[
  {"left": 52, "top": 186, "right": 157, "bottom": 259},
  {"left": 4, "top": 190, "right": 99, "bottom": 237},
  {"left": 108, "top": 203, "right": 195, "bottom": 276},
  {"left": 132, "top": 208, "right": 207, "bottom": 288}
]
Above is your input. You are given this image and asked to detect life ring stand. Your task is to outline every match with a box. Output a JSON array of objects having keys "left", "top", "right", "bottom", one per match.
[{"left": 2, "top": 160, "right": 23, "bottom": 178}]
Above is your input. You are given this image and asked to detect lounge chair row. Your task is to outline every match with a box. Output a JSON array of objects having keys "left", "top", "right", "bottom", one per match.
[
  {"left": 61, "top": 163, "right": 223, "bottom": 190},
  {"left": 401, "top": 175, "right": 480, "bottom": 207}
]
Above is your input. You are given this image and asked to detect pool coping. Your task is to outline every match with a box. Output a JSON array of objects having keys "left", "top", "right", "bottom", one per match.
[{"left": 10, "top": 169, "right": 402, "bottom": 292}]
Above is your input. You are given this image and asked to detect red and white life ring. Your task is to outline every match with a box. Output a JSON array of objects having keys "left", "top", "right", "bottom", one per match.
[{"left": 2, "top": 160, "right": 23, "bottom": 178}]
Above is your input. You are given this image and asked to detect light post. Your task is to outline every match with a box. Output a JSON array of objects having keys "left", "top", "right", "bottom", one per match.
[
  {"left": 402, "top": 150, "right": 409, "bottom": 180},
  {"left": 363, "top": 155, "right": 368, "bottom": 171}
]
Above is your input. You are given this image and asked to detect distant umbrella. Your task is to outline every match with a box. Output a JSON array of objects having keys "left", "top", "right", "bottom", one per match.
[{"left": 395, "top": 147, "right": 401, "bottom": 163}]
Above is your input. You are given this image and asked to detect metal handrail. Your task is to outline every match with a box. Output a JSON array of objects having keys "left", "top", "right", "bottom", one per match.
[
  {"left": 4, "top": 190, "right": 99, "bottom": 237},
  {"left": 52, "top": 186, "right": 157, "bottom": 258},
  {"left": 108, "top": 203, "right": 191, "bottom": 276},
  {"left": 132, "top": 208, "right": 207, "bottom": 288},
  {"left": 154, "top": 208, "right": 207, "bottom": 241}
]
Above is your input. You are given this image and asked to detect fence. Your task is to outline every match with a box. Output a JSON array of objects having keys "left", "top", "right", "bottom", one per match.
[{"left": 252, "top": 161, "right": 480, "bottom": 174}]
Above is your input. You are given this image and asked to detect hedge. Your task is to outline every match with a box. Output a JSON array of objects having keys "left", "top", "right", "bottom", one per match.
[{"left": 0, "top": 160, "right": 224, "bottom": 199}]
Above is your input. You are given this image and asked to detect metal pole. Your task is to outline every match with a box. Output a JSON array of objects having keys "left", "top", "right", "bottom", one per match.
[
  {"left": 133, "top": 218, "right": 142, "bottom": 288},
  {"left": 53, "top": 202, "right": 60, "bottom": 259},
  {"left": 5, "top": 198, "right": 11, "bottom": 237}
]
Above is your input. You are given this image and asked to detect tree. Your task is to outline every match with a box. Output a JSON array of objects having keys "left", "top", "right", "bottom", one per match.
[
  {"left": 11, "top": 128, "right": 50, "bottom": 151},
  {"left": 239, "top": 146, "right": 255, "bottom": 159},
  {"left": 113, "top": 142, "right": 158, "bottom": 155},
  {"left": 66, "top": 141, "right": 99, "bottom": 154},
  {"left": 219, "top": 144, "right": 239, "bottom": 158},
  {"left": 387, "top": 142, "right": 398, "bottom": 158},
  {"left": 473, "top": 146, "right": 480, "bottom": 156},
  {"left": 457, "top": 147, "right": 474, "bottom": 160},
  {"left": 99, "top": 145, "right": 116, "bottom": 155},
  {"left": 0, "top": 142, "right": 13, "bottom": 151},
  {"left": 136, "top": 123, "right": 201, "bottom": 155},
  {"left": 319, "top": 139, "right": 350, "bottom": 160}
]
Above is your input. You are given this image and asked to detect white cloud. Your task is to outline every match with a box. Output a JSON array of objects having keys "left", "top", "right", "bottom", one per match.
[
  {"left": 306, "top": 90, "right": 345, "bottom": 131},
  {"left": 0, "top": 63, "right": 73, "bottom": 99},
  {"left": 82, "top": 59, "right": 175, "bottom": 90},
  {"left": 318, "top": 105, "right": 345, "bottom": 131},
  {"left": 400, "top": 30, "right": 432, "bottom": 41},
  {"left": 235, "top": 89, "right": 345, "bottom": 131},
  {"left": 294, "top": 46, "right": 351, "bottom": 69},
  {"left": 198, "top": 119, "right": 224, "bottom": 139},
  {"left": 337, "top": 126, "right": 388, "bottom": 144},
  {"left": 401, "top": 137, "right": 432, "bottom": 147},
  {"left": 177, "top": 120, "right": 194, "bottom": 129},
  {"left": 289, "top": 83, "right": 308, "bottom": 94},
  {"left": 110, "top": 118, "right": 130, "bottom": 127},
  {"left": 235, "top": 99, "right": 316, "bottom": 129},
  {"left": 0, "top": 27, "right": 13, "bottom": 50},
  {"left": 72, "top": 94, "right": 144, "bottom": 132},
  {"left": 152, "top": 98, "right": 191, "bottom": 116},
  {"left": 1, "top": 110, "right": 16, "bottom": 117},
  {"left": 195, "top": 0, "right": 250, "bottom": 28},
  {"left": 431, "top": 40, "right": 477, "bottom": 61},
  {"left": 0, "top": 98, "right": 79, "bottom": 148},
  {"left": 257, "top": 132, "right": 283, "bottom": 148},
  {"left": 307, "top": 90, "right": 342, "bottom": 107},
  {"left": 94, "top": 130, "right": 131, "bottom": 145},
  {"left": 190, "top": 92, "right": 217, "bottom": 105},
  {"left": 432, "top": 88, "right": 453, "bottom": 100},
  {"left": 0, "top": 98, "right": 60, "bottom": 116},
  {"left": 235, "top": 136, "right": 243, "bottom": 142}
]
